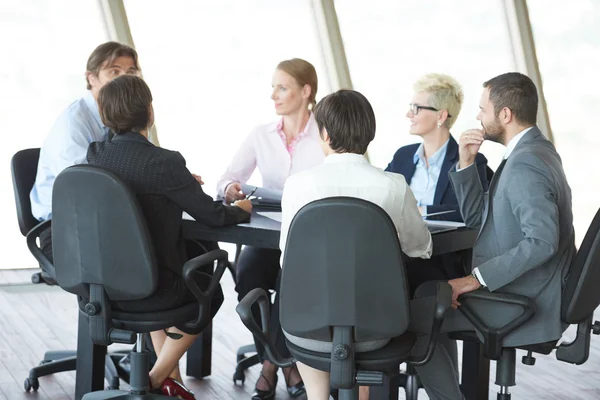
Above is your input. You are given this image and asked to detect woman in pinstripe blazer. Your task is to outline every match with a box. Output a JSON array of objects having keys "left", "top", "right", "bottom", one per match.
[{"left": 88, "top": 74, "right": 251, "bottom": 399}]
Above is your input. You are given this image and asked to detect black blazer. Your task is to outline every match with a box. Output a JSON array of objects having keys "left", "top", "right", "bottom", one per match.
[
  {"left": 87, "top": 132, "right": 249, "bottom": 280},
  {"left": 385, "top": 136, "right": 489, "bottom": 222}
]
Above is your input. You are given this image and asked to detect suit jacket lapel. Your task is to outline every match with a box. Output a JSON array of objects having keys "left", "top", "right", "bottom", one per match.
[{"left": 433, "top": 136, "right": 458, "bottom": 205}]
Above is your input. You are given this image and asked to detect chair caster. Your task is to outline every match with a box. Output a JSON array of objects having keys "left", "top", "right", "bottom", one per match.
[
  {"left": 24, "top": 377, "right": 39, "bottom": 392},
  {"left": 31, "top": 272, "right": 42, "bottom": 284},
  {"left": 233, "top": 368, "right": 245, "bottom": 385}
]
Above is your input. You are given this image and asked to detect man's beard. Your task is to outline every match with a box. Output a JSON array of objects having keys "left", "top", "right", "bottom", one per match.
[{"left": 482, "top": 117, "right": 505, "bottom": 144}]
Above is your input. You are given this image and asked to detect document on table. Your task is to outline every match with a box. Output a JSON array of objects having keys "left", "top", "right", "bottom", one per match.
[
  {"left": 426, "top": 220, "right": 465, "bottom": 233},
  {"left": 421, "top": 210, "right": 456, "bottom": 218},
  {"left": 241, "top": 184, "right": 282, "bottom": 202},
  {"left": 257, "top": 211, "right": 282, "bottom": 223}
]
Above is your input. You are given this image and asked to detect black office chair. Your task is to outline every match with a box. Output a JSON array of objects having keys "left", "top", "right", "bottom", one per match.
[
  {"left": 228, "top": 243, "right": 264, "bottom": 384},
  {"left": 450, "top": 207, "right": 600, "bottom": 400},
  {"left": 52, "top": 165, "right": 228, "bottom": 399},
  {"left": 11, "top": 149, "right": 128, "bottom": 392},
  {"left": 237, "top": 197, "right": 452, "bottom": 399},
  {"left": 11, "top": 148, "right": 54, "bottom": 284}
]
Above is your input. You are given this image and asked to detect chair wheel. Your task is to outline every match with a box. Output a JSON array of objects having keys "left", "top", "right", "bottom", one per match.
[
  {"left": 31, "top": 272, "right": 42, "bottom": 284},
  {"left": 233, "top": 369, "right": 245, "bottom": 385},
  {"left": 24, "top": 377, "right": 39, "bottom": 392}
]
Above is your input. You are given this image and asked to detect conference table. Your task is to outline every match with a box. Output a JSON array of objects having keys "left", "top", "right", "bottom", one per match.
[{"left": 74, "top": 209, "right": 485, "bottom": 400}]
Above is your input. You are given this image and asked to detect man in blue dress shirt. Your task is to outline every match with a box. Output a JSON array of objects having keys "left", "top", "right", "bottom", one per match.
[{"left": 30, "top": 41, "right": 140, "bottom": 270}]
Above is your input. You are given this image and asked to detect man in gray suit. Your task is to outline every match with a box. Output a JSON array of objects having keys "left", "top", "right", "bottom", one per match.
[{"left": 411, "top": 72, "right": 576, "bottom": 400}]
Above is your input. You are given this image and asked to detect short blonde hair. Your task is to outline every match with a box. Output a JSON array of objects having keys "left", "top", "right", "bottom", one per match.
[{"left": 413, "top": 73, "right": 464, "bottom": 129}]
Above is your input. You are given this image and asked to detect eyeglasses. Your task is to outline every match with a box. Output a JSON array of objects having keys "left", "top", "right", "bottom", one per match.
[{"left": 409, "top": 103, "right": 451, "bottom": 118}]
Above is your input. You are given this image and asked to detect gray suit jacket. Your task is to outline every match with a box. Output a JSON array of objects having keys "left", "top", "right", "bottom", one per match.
[{"left": 449, "top": 127, "right": 576, "bottom": 346}]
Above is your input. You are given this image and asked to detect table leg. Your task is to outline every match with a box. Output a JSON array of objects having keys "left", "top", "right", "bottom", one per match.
[
  {"left": 460, "top": 341, "right": 490, "bottom": 400},
  {"left": 186, "top": 321, "right": 212, "bottom": 379}
]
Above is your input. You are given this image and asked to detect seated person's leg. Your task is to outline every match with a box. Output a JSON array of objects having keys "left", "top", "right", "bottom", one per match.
[
  {"left": 297, "top": 362, "right": 331, "bottom": 400},
  {"left": 39, "top": 225, "right": 53, "bottom": 263},
  {"left": 234, "top": 247, "right": 284, "bottom": 394},
  {"left": 185, "top": 239, "right": 219, "bottom": 260},
  {"left": 409, "top": 284, "right": 472, "bottom": 400},
  {"left": 404, "top": 255, "right": 456, "bottom": 298},
  {"left": 37, "top": 226, "right": 57, "bottom": 284},
  {"left": 272, "top": 272, "right": 304, "bottom": 393},
  {"left": 149, "top": 271, "right": 223, "bottom": 397}
]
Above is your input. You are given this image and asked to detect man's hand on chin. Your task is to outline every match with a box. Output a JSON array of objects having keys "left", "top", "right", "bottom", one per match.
[{"left": 448, "top": 275, "right": 481, "bottom": 309}]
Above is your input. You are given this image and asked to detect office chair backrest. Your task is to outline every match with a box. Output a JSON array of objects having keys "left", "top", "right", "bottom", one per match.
[
  {"left": 280, "top": 197, "right": 410, "bottom": 343},
  {"left": 52, "top": 165, "right": 158, "bottom": 301},
  {"left": 561, "top": 207, "right": 600, "bottom": 324},
  {"left": 11, "top": 148, "right": 41, "bottom": 235}
]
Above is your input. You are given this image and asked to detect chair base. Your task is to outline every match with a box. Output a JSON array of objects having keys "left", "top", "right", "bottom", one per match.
[
  {"left": 233, "top": 343, "right": 261, "bottom": 385},
  {"left": 83, "top": 390, "right": 172, "bottom": 399},
  {"left": 24, "top": 350, "right": 129, "bottom": 392},
  {"left": 31, "top": 270, "right": 56, "bottom": 285},
  {"left": 84, "top": 336, "right": 171, "bottom": 400},
  {"left": 398, "top": 364, "right": 422, "bottom": 400}
]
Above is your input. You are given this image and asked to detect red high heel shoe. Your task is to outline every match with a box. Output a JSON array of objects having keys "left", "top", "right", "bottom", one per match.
[{"left": 161, "top": 377, "right": 196, "bottom": 400}]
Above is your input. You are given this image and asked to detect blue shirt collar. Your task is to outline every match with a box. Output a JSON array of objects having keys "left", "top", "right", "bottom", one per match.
[
  {"left": 413, "top": 139, "right": 449, "bottom": 167},
  {"left": 83, "top": 91, "right": 106, "bottom": 129}
]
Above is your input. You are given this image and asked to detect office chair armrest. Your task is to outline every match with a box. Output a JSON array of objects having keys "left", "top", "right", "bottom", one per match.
[
  {"left": 457, "top": 290, "right": 536, "bottom": 359},
  {"left": 26, "top": 220, "right": 53, "bottom": 274},
  {"left": 410, "top": 281, "right": 453, "bottom": 366},
  {"left": 236, "top": 288, "right": 294, "bottom": 368},
  {"left": 556, "top": 315, "right": 597, "bottom": 365},
  {"left": 181, "top": 249, "right": 229, "bottom": 333}
]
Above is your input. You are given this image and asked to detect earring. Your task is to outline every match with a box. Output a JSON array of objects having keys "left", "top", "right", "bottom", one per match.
[{"left": 437, "top": 122, "right": 442, "bottom": 128}]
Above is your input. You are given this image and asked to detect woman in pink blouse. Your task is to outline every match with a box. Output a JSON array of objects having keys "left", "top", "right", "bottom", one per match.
[{"left": 217, "top": 58, "right": 324, "bottom": 400}]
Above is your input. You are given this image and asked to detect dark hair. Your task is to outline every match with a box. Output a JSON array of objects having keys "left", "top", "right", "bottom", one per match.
[
  {"left": 277, "top": 58, "right": 318, "bottom": 110},
  {"left": 314, "top": 90, "right": 375, "bottom": 154},
  {"left": 86, "top": 42, "right": 139, "bottom": 90},
  {"left": 483, "top": 72, "right": 538, "bottom": 125},
  {"left": 98, "top": 75, "right": 153, "bottom": 134}
]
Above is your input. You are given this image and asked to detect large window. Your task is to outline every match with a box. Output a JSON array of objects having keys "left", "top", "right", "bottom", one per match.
[
  {"left": 335, "top": 0, "right": 514, "bottom": 171},
  {"left": 528, "top": 0, "right": 600, "bottom": 244},
  {"left": 124, "top": 0, "right": 331, "bottom": 196},
  {"left": 0, "top": 0, "right": 108, "bottom": 269}
]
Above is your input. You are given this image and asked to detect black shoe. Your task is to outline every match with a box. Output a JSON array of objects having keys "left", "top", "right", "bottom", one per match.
[
  {"left": 283, "top": 366, "right": 306, "bottom": 398},
  {"left": 286, "top": 381, "right": 306, "bottom": 398},
  {"left": 251, "top": 372, "right": 278, "bottom": 400}
]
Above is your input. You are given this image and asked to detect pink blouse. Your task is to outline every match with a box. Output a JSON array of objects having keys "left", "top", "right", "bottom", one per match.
[{"left": 216, "top": 113, "right": 325, "bottom": 196}]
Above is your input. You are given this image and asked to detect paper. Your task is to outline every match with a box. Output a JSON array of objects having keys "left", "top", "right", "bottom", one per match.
[
  {"left": 426, "top": 219, "right": 465, "bottom": 233},
  {"left": 422, "top": 210, "right": 456, "bottom": 218},
  {"left": 426, "top": 220, "right": 465, "bottom": 228},
  {"left": 241, "top": 184, "right": 282, "bottom": 202},
  {"left": 257, "top": 211, "right": 282, "bottom": 223}
]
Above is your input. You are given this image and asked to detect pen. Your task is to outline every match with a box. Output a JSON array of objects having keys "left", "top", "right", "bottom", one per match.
[{"left": 245, "top": 187, "right": 257, "bottom": 200}]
